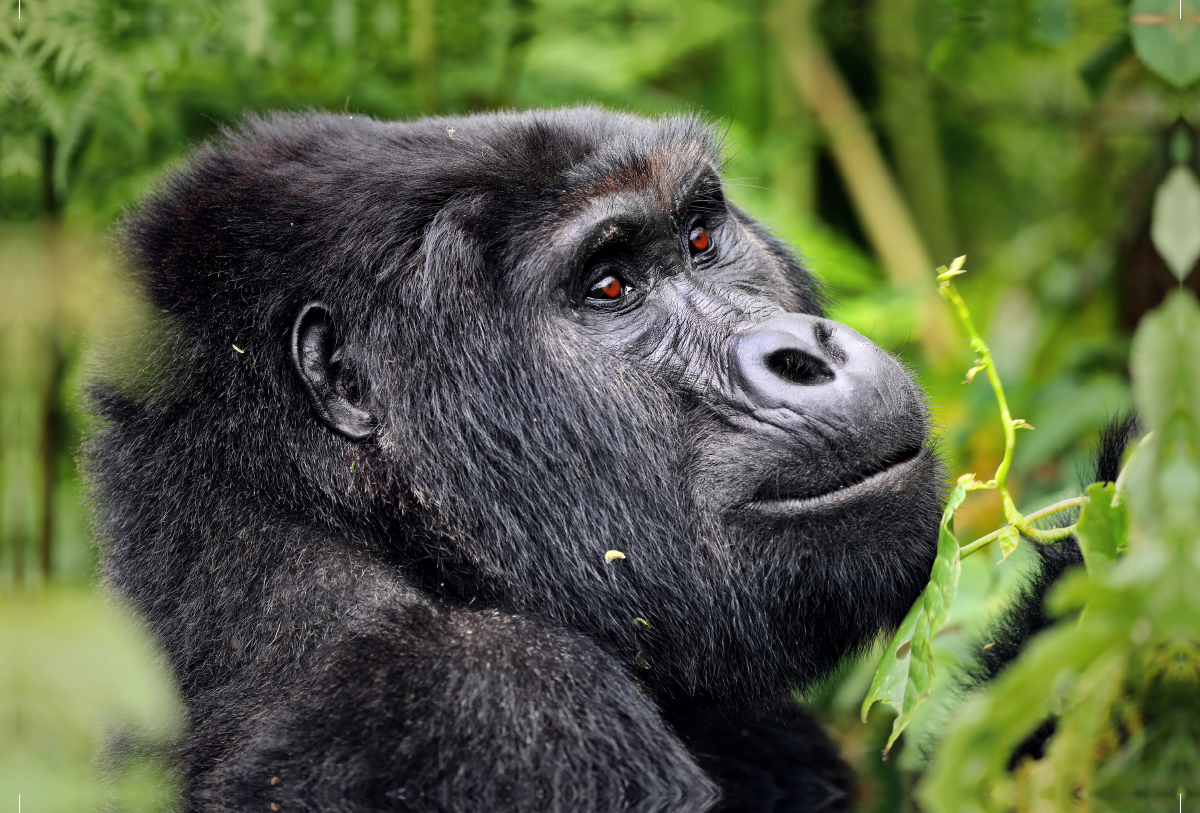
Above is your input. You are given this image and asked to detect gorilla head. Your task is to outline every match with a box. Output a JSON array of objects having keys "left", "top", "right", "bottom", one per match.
[{"left": 106, "top": 107, "right": 942, "bottom": 716}]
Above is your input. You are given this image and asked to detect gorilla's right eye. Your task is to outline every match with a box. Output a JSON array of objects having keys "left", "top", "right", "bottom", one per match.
[{"left": 586, "top": 275, "right": 627, "bottom": 301}]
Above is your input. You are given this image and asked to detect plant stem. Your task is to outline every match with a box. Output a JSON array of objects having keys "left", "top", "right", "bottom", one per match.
[
  {"left": 958, "top": 497, "right": 1086, "bottom": 559},
  {"left": 937, "top": 279, "right": 1017, "bottom": 493}
]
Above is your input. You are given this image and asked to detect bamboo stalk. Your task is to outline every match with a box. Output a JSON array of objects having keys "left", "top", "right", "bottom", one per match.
[
  {"left": 874, "top": 0, "right": 957, "bottom": 262},
  {"left": 410, "top": 0, "right": 436, "bottom": 111},
  {"left": 770, "top": 0, "right": 957, "bottom": 361}
]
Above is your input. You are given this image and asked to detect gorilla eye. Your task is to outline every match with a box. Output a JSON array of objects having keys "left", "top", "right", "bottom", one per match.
[
  {"left": 689, "top": 226, "right": 711, "bottom": 254},
  {"left": 586, "top": 275, "right": 627, "bottom": 301}
]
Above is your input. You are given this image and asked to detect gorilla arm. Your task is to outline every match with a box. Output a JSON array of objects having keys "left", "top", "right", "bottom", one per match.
[{"left": 184, "top": 574, "right": 717, "bottom": 813}]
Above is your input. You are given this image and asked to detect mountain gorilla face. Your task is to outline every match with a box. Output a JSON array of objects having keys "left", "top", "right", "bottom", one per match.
[
  {"left": 282, "top": 111, "right": 945, "bottom": 702},
  {"left": 117, "top": 108, "right": 941, "bottom": 718},
  {"left": 96, "top": 108, "right": 948, "bottom": 809}
]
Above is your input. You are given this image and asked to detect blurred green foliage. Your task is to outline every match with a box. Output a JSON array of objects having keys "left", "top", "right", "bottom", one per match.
[
  {"left": 922, "top": 291, "right": 1200, "bottom": 811},
  {"left": 3, "top": 0, "right": 1200, "bottom": 810},
  {"left": 1, "top": 588, "right": 184, "bottom": 812}
]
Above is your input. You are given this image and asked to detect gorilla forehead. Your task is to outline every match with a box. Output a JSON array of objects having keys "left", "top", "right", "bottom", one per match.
[
  {"left": 264, "top": 106, "right": 719, "bottom": 221},
  {"left": 129, "top": 107, "right": 722, "bottom": 322},
  {"left": 430, "top": 106, "right": 721, "bottom": 203},
  {"left": 399, "top": 111, "right": 724, "bottom": 296}
]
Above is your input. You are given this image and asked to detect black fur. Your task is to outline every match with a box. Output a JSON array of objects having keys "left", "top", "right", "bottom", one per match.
[{"left": 89, "top": 108, "right": 946, "bottom": 811}]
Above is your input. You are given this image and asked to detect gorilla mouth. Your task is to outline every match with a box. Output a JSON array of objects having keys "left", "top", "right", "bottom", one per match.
[{"left": 742, "top": 445, "right": 927, "bottom": 517}]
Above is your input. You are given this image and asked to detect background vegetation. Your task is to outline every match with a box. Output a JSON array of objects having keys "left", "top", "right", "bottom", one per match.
[{"left": 3, "top": 0, "right": 1198, "bottom": 810}]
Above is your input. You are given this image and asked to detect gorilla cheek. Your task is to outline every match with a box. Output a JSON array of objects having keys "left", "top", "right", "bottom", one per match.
[{"left": 727, "top": 457, "right": 943, "bottom": 622}]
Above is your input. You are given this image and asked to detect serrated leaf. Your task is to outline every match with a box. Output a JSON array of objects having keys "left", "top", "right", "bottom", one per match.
[
  {"left": 861, "top": 481, "right": 964, "bottom": 751},
  {"left": 861, "top": 598, "right": 925, "bottom": 724},
  {"left": 924, "top": 504, "right": 963, "bottom": 636},
  {"left": 1131, "top": 0, "right": 1200, "bottom": 88},
  {"left": 1150, "top": 165, "right": 1200, "bottom": 281},
  {"left": 1075, "top": 482, "right": 1127, "bottom": 576},
  {"left": 997, "top": 525, "right": 1020, "bottom": 562}
]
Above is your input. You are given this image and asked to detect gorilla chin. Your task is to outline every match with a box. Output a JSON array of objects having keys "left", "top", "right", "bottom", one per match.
[
  {"left": 92, "top": 106, "right": 944, "bottom": 812},
  {"left": 720, "top": 447, "right": 943, "bottom": 698}
]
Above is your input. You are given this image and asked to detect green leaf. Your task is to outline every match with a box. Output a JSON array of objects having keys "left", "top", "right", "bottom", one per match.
[
  {"left": 1150, "top": 165, "right": 1200, "bottom": 282},
  {"left": 924, "top": 493, "right": 964, "bottom": 637},
  {"left": 935, "top": 255, "right": 968, "bottom": 281},
  {"left": 1131, "top": 0, "right": 1200, "bottom": 88},
  {"left": 1131, "top": 291, "right": 1200, "bottom": 427},
  {"left": 919, "top": 621, "right": 1127, "bottom": 813},
  {"left": 997, "top": 525, "right": 1020, "bottom": 563},
  {"left": 921, "top": 292, "right": 1200, "bottom": 811},
  {"left": 1128, "top": 291, "right": 1200, "bottom": 537},
  {"left": 1029, "top": 0, "right": 1072, "bottom": 46},
  {"left": 861, "top": 481, "right": 964, "bottom": 752},
  {"left": 860, "top": 596, "right": 925, "bottom": 724},
  {"left": 1074, "top": 482, "right": 1127, "bottom": 576}
]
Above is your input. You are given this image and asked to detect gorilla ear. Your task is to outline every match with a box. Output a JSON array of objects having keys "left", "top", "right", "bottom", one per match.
[{"left": 291, "top": 302, "right": 376, "bottom": 441}]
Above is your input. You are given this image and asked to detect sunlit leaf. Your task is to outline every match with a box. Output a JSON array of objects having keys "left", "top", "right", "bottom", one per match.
[
  {"left": 935, "top": 255, "right": 968, "bottom": 281},
  {"left": 1128, "top": 291, "right": 1200, "bottom": 537},
  {"left": 860, "top": 594, "right": 924, "bottom": 720},
  {"left": 1150, "top": 165, "right": 1200, "bottom": 282},
  {"left": 919, "top": 611, "right": 1127, "bottom": 812}
]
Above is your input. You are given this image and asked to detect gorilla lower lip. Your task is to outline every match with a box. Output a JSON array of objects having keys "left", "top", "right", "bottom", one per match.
[{"left": 743, "top": 448, "right": 928, "bottom": 516}]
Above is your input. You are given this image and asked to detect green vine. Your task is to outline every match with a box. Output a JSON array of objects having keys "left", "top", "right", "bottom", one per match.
[
  {"left": 861, "top": 256, "right": 1108, "bottom": 754},
  {"left": 938, "top": 255, "right": 1079, "bottom": 558}
]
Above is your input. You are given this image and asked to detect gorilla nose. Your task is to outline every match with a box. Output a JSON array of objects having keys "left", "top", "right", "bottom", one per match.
[{"left": 732, "top": 314, "right": 896, "bottom": 421}]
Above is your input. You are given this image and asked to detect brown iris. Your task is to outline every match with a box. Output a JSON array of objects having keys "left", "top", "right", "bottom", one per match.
[
  {"left": 587, "top": 275, "right": 625, "bottom": 300},
  {"left": 690, "top": 226, "right": 710, "bottom": 252}
]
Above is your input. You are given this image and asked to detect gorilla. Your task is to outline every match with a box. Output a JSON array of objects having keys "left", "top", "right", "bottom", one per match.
[{"left": 89, "top": 107, "right": 947, "bottom": 812}]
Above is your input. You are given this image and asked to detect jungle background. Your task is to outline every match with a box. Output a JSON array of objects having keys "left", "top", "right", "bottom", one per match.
[{"left": 3, "top": 0, "right": 1199, "bottom": 810}]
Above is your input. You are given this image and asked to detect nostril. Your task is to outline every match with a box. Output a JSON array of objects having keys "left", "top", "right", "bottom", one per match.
[
  {"left": 764, "top": 348, "right": 835, "bottom": 387},
  {"left": 814, "top": 321, "right": 846, "bottom": 366}
]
